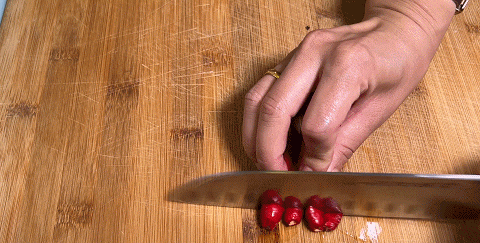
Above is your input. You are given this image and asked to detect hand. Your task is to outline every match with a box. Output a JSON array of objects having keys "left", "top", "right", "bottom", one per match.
[{"left": 242, "top": 0, "right": 455, "bottom": 171}]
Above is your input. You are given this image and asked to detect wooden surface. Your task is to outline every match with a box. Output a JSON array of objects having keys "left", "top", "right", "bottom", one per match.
[{"left": 1, "top": 0, "right": 479, "bottom": 242}]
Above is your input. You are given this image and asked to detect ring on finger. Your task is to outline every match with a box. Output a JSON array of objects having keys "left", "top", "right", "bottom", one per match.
[{"left": 264, "top": 69, "right": 281, "bottom": 79}]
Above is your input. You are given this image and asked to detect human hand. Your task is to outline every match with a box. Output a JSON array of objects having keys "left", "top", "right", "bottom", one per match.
[{"left": 242, "top": 0, "right": 455, "bottom": 171}]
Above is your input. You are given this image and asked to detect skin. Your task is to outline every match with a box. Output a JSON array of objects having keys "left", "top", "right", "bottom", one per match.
[{"left": 242, "top": 0, "right": 456, "bottom": 171}]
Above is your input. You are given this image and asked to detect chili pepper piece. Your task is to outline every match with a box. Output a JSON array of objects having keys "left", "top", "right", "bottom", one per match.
[
  {"left": 324, "top": 213, "right": 343, "bottom": 231},
  {"left": 284, "top": 196, "right": 303, "bottom": 209},
  {"left": 322, "top": 197, "right": 342, "bottom": 214},
  {"left": 260, "top": 204, "right": 285, "bottom": 231},
  {"left": 306, "top": 195, "right": 323, "bottom": 209},
  {"left": 305, "top": 206, "right": 325, "bottom": 232},
  {"left": 283, "top": 207, "right": 303, "bottom": 226},
  {"left": 259, "top": 189, "right": 283, "bottom": 207}
]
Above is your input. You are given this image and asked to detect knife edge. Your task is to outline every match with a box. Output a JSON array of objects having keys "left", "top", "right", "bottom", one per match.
[{"left": 168, "top": 171, "right": 480, "bottom": 220}]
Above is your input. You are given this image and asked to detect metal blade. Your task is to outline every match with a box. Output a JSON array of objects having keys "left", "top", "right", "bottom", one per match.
[{"left": 168, "top": 171, "right": 480, "bottom": 220}]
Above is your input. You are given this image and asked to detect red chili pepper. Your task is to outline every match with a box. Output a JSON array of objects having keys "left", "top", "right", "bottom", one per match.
[
  {"left": 305, "top": 206, "right": 325, "bottom": 232},
  {"left": 305, "top": 195, "right": 343, "bottom": 232},
  {"left": 259, "top": 189, "right": 283, "bottom": 207},
  {"left": 283, "top": 196, "right": 303, "bottom": 226},
  {"left": 260, "top": 203, "right": 284, "bottom": 231}
]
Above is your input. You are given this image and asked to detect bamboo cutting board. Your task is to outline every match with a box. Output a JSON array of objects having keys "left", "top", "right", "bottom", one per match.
[{"left": 1, "top": 0, "right": 479, "bottom": 242}]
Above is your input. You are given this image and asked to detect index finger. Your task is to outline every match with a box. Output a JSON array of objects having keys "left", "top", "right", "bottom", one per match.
[
  {"left": 242, "top": 51, "right": 295, "bottom": 164},
  {"left": 255, "top": 46, "right": 324, "bottom": 170}
]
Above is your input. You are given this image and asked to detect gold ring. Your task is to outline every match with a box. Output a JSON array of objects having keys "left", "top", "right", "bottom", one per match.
[{"left": 265, "top": 69, "right": 281, "bottom": 79}]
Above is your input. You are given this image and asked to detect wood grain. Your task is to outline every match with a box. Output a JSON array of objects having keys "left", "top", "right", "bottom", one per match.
[{"left": 1, "top": 0, "right": 479, "bottom": 242}]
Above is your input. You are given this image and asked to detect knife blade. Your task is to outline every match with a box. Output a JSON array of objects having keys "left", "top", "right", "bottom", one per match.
[{"left": 168, "top": 171, "right": 480, "bottom": 220}]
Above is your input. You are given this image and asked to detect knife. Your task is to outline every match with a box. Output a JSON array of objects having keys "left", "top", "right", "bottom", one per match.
[{"left": 168, "top": 171, "right": 480, "bottom": 220}]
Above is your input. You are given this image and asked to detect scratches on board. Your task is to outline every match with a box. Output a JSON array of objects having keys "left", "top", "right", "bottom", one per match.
[
  {"left": 170, "top": 127, "right": 204, "bottom": 140},
  {"left": 49, "top": 48, "right": 80, "bottom": 62},
  {"left": 55, "top": 0, "right": 336, "bottom": 172},
  {"left": 465, "top": 23, "right": 480, "bottom": 34},
  {"left": 315, "top": 8, "right": 343, "bottom": 24},
  {"left": 242, "top": 210, "right": 260, "bottom": 242},
  {"left": 6, "top": 102, "right": 38, "bottom": 118},
  {"left": 106, "top": 80, "right": 140, "bottom": 100},
  {"left": 56, "top": 202, "right": 94, "bottom": 228}
]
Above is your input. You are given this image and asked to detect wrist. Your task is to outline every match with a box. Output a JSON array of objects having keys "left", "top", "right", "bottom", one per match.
[{"left": 364, "top": 0, "right": 455, "bottom": 47}]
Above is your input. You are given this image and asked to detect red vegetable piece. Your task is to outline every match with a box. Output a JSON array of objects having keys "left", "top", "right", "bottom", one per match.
[
  {"left": 322, "top": 197, "right": 343, "bottom": 231},
  {"left": 283, "top": 153, "right": 295, "bottom": 171},
  {"left": 284, "top": 196, "right": 303, "bottom": 209},
  {"left": 305, "top": 196, "right": 343, "bottom": 232},
  {"left": 260, "top": 204, "right": 285, "bottom": 231},
  {"left": 283, "top": 196, "right": 303, "bottom": 226},
  {"left": 283, "top": 207, "right": 303, "bottom": 226},
  {"left": 306, "top": 195, "right": 323, "bottom": 209},
  {"left": 259, "top": 189, "right": 283, "bottom": 207},
  {"left": 322, "top": 197, "right": 342, "bottom": 213},
  {"left": 305, "top": 206, "right": 325, "bottom": 232},
  {"left": 324, "top": 213, "right": 343, "bottom": 231}
]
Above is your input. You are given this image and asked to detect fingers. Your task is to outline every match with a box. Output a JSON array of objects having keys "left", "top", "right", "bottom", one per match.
[
  {"left": 298, "top": 42, "right": 405, "bottom": 172},
  {"left": 254, "top": 46, "right": 325, "bottom": 170},
  {"left": 326, "top": 90, "right": 406, "bottom": 172},
  {"left": 242, "top": 72, "right": 278, "bottom": 161},
  {"left": 242, "top": 51, "right": 295, "bottom": 169},
  {"left": 299, "top": 43, "right": 373, "bottom": 172},
  {"left": 244, "top": 30, "right": 400, "bottom": 172},
  {"left": 299, "top": 72, "right": 363, "bottom": 171}
]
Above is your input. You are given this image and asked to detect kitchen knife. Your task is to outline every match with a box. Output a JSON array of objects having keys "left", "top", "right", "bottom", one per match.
[{"left": 168, "top": 171, "right": 480, "bottom": 220}]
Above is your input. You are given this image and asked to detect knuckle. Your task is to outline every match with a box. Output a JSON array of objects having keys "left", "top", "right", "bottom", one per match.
[
  {"left": 255, "top": 149, "right": 276, "bottom": 169},
  {"left": 332, "top": 42, "right": 375, "bottom": 68},
  {"left": 327, "top": 41, "right": 375, "bottom": 88},
  {"left": 258, "top": 94, "right": 288, "bottom": 121},
  {"left": 244, "top": 87, "right": 264, "bottom": 108},
  {"left": 336, "top": 143, "right": 355, "bottom": 161},
  {"left": 301, "top": 118, "right": 334, "bottom": 144},
  {"left": 255, "top": 154, "right": 268, "bottom": 166},
  {"left": 242, "top": 138, "right": 255, "bottom": 159},
  {"left": 300, "top": 29, "right": 336, "bottom": 51}
]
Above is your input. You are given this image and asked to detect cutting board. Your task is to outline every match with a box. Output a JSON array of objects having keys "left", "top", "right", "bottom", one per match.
[{"left": 1, "top": 0, "right": 479, "bottom": 242}]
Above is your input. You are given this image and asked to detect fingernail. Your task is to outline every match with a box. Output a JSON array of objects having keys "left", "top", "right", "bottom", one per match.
[
  {"left": 328, "top": 168, "right": 341, "bottom": 172},
  {"left": 327, "top": 163, "right": 342, "bottom": 172},
  {"left": 299, "top": 164, "right": 313, "bottom": 171}
]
